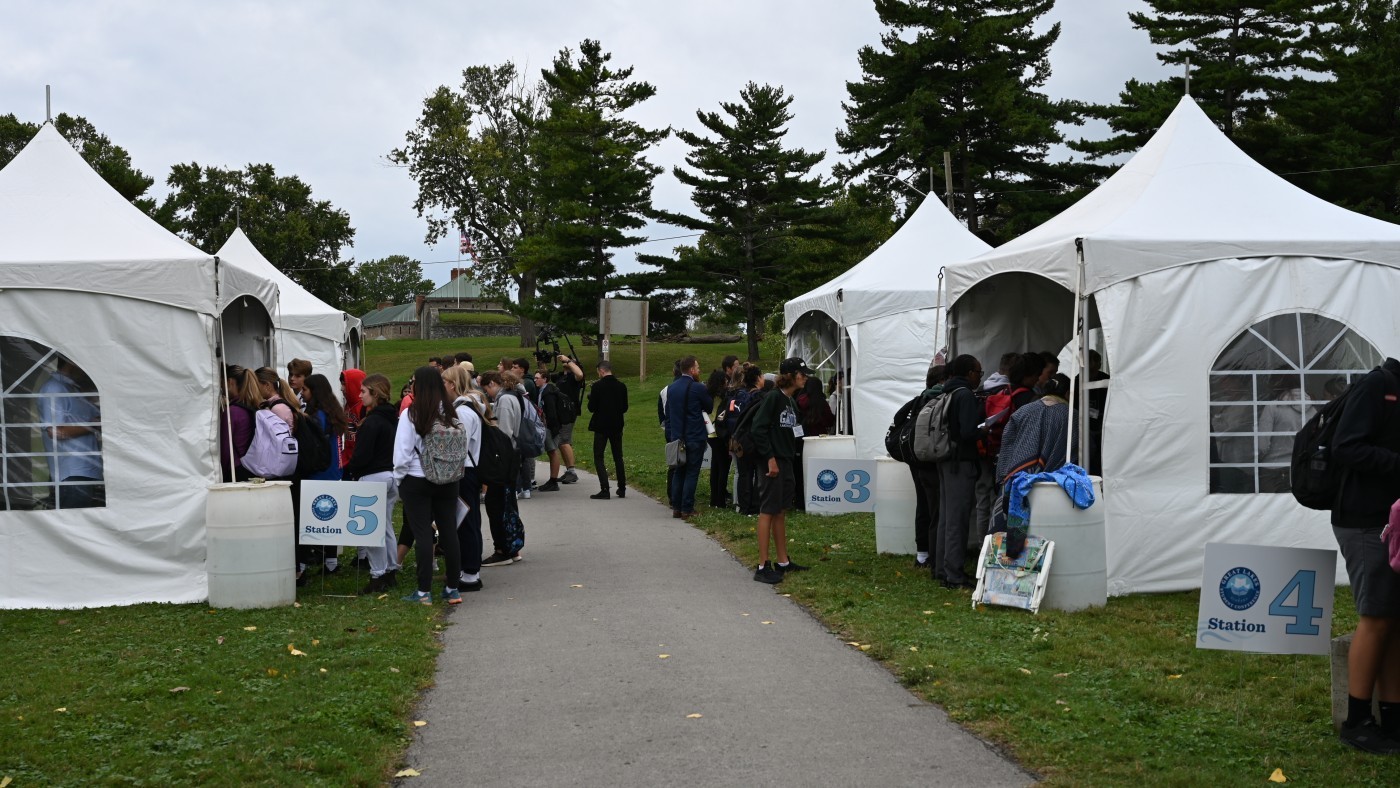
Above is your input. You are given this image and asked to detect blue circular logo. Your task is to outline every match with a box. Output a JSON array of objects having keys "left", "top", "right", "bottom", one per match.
[
  {"left": 817, "top": 469, "right": 839, "bottom": 492},
  {"left": 1219, "top": 567, "right": 1261, "bottom": 611},
  {"left": 311, "top": 494, "right": 339, "bottom": 522}
]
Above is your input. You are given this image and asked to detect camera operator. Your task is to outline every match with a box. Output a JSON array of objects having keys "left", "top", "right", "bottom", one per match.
[{"left": 552, "top": 354, "right": 584, "bottom": 484}]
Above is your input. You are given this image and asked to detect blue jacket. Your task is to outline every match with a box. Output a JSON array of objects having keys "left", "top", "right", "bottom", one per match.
[{"left": 665, "top": 377, "right": 712, "bottom": 444}]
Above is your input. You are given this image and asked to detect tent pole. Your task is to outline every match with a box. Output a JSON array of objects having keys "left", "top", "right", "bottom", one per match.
[
  {"left": 836, "top": 288, "right": 845, "bottom": 436},
  {"left": 1068, "top": 239, "right": 1086, "bottom": 467}
]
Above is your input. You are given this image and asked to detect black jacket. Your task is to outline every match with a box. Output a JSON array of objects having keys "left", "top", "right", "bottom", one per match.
[
  {"left": 943, "top": 375, "right": 985, "bottom": 463},
  {"left": 1332, "top": 358, "right": 1400, "bottom": 528},
  {"left": 534, "top": 383, "right": 566, "bottom": 434},
  {"left": 344, "top": 403, "right": 396, "bottom": 480},
  {"left": 588, "top": 375, "right": 629, "bottom": 433}
]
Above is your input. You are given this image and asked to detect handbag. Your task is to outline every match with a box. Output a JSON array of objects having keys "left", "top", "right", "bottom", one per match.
[
  {"left": 665, "top": 383, "right": 693, "bottom": 468},
  {"left": 1385, "top": 500, "right": 1400, "bottom": 572}
]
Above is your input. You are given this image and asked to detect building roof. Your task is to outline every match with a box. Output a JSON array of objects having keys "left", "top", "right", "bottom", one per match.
[
  {"left": 360, "top": 302, "right": 418, "bottom": 327},
  {"left": 427, "top": 275, "right": 483, "bottom": 301}
]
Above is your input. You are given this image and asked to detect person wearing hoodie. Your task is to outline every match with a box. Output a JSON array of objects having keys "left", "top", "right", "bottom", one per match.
[
  {"left": 340, "top": 368, "right": 366, "bottom": 469},
  {"left": 936, "top": 354, "right": 988, "bottom": 590},
  {"left": 910, "top": 364, "right": 947, "bottom": 576},
  {"left": 345, "top": 373, "right": 402, "bottom": 595}
]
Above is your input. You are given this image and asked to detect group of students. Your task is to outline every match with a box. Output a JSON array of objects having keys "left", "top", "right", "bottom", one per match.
[
  {"left": 662, "top": 354, "right": 827, "bottom": 584},
  {"left": 896, "top": 350, "right": 1095, "bottom": 590}
]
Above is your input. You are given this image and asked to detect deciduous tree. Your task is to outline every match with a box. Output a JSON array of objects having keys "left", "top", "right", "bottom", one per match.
[{"left": 348, "top": 255, "right": 434, "bottom": 317}]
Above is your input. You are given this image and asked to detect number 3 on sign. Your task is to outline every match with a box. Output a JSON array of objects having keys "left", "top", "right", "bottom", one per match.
[
  {"left": 346, "top": 495, "right": 380, "bottom": 536},
  {"left": 844, "top": 470, "right": 871, "bottom": 504},
  {"left": 1268, "top": 570, "right": 1324, "bottom": 635}
]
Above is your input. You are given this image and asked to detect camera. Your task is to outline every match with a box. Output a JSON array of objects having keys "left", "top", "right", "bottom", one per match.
[{"left": 533, "top": 326, "right": 576, "bottom": 372}]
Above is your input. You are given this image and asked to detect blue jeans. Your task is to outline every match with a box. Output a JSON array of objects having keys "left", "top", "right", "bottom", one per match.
[{"left": 669, "top": 441, "right": 706, "bottom": 514}]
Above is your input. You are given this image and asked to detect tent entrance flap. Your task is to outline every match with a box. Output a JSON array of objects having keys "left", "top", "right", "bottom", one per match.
[
  {"left": 949, "top": 272, "right": 1076, "bottom": 374},
  {"left": 219, "top": 297, "right": 275, "bottom": 370}
]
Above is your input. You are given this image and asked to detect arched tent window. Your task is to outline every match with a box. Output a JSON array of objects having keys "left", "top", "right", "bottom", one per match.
[
  {"left": 1, "top": 337, "right": 105, "bottom": 510},
  {"left": 220, "top": 296, "right": 275, "bottom": 370},
  {"left": 1209, "top": 313, "right": 1381, "bottom": 494}
]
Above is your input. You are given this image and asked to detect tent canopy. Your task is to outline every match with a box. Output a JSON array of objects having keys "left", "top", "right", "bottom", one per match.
[
  {"left": 944, "top": 96, "right": 1400, "bottom": 307},
  {"left": 0, "top": 124, "right": 276, "bottom": 316},
  {"left": 216, "top": 228, "right": 344, "bottom": 342},
  {"left": 785, "top": 197, "right": 990, "bottom": 332}
]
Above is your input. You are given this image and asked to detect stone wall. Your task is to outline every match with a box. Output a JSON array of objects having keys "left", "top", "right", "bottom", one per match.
[
  {"left": 364, "top": 323, "right": 419, "bottom": 340},
  {"left": 428, "top": 323, "right": 521, "bottom": 340}
]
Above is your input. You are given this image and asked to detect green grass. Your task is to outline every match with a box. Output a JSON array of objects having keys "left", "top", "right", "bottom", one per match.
[
  {"left": 359, "top": 337, "right": 1397, "bottom": 785},
  {"left": 435, "top": 311, "right": 518, "bottom": 326}
]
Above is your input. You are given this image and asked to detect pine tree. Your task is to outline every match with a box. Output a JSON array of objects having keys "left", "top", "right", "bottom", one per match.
[
  {"left": 519, "top": 40, "right": 667, "bottom": 342},
  {"left": 644, "top": 83, "right": 836, "bottom": 361},
  {"left": 1074, "top": 1, "right": 1343, "bottom": 160},
  {"left": 836, "top": 0, "right": 1085, "bottom": 242}
]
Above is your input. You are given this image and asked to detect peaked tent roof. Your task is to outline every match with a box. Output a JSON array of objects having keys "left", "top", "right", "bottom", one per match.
[
  {"left": 216, "top": 228, "right": 344, "bottom": 341},
  {"left": 945, "top": 96, "right": 1400, "bottom": 306},
  {"left": 785, "top": 196, "right": 991, "bottom": 331},
  {"left": 0, "top": 124, "right": 276, "bottom": 315}
]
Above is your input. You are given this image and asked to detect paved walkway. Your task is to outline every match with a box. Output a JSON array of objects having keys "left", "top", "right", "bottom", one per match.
[{"left": 401, "top": 464, "right": 1030, "bottom": 787}]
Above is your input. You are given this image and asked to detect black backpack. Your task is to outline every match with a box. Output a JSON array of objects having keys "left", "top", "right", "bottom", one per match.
[
  {"left": 727, "top": 398, "right": 764, "bottom": 459},
  {"left": 1291, "top": 367, "right": 1394, "bottom": 510},
  {"left": 295, "top": 410, "right": 333, "bottom": 477},
  {"left": 885, "top": 392, "right": 930, "bottom": 464},
  {"left": 457, "top": 398, "right": 516, "bottom": 486}
]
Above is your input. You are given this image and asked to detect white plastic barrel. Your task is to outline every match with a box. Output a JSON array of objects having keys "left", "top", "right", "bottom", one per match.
[
  {"left": 1028, "top": 476, "right": 1106, "bottom": 612},
  {"left": 875, "top": 457, "right": 917, "bottom": 554},
  {"left": 206, "top": 481, "right": 296, "bottom": 609}
]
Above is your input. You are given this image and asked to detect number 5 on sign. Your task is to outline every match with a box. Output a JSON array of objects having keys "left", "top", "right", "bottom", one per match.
[{"left": 299, "top": 480, "right": 390, "bottom": 547}]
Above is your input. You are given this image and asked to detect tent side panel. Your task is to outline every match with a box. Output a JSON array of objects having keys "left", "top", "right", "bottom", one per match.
[
  {"left": 0, "top": 291, "right": 215, "bottom": 608},
  {"left": 849, "top": 310, "right": 943, "bottom": 459}
]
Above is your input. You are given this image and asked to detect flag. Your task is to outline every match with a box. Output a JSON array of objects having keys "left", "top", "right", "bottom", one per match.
[{"left": 459, "top": 230, "right": 471, "bottom": 256}]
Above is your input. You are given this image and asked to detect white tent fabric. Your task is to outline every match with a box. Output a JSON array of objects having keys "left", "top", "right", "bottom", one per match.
[
  {"left": 216, "top": 228, "right": 349, "bottom": 377},
  {"left": 0, "top": 124, "right": 279, "bottom": 609},
  {"left": 943, "top": 97, "right": 1400, "bottom": 594},
  {"left": 785, "top": 198, "right": 991, "bottom": 458}
]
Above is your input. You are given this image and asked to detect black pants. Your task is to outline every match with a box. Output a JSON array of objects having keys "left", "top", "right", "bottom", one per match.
[
  {"left": 400, "top": 475, "right": 460, "bottom": 594},
  {"left": 593, "top": 430, "right": 626, "bottom": 492},
  {"left": 457, "top": 467, "right": 482, "bottom": 576},
  {"left": 707, "top": 435, "right": 730, "bottom": 507},
  {"left": 937, "top": 460, "right": 979, "bottom": 585},
  {"left": 483, "top": 482, "right": 509, "bottom": 556},
  {"left": 910, "top": 463, "right": 940, "bottom": 558},
  {"left": 736, "top": 454, "right": 760, "bottom": 515}
]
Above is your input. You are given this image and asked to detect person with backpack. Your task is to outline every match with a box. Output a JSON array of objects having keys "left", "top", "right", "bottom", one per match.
[
  {"left": 935, "top": 354, "right": 988, "bottom": 590},
  {"left": 442, "top": 365, "right": 485, "bottom": 594},
  {"left": 732, "top": 365, "right": 766, "bottom": 515},
  {"left": 552, "top": 355, "right": 585, "bottom": 484},
  {"left": 479, "top": 371, "right": 525, "bottom": 567},
  {"left": 895, "top": 364, "right": 946, "bottom": 575},
  {"left": 392, "top": 366, "right": 465, "bottom": 606},
  {"left": 1329, "top": 357, "right": 1400, "bottom": 754},
  {"left": 587, "top": 360, "right": 628, "bottom": 500},
  {"left": 532, "top": 370, "right": 568, "bottom": 493},
  {"left": 219, "top": 365, "right": 259, "bottom": 483},
  {"left": 303, "top": 374, "right": 348, "bottom": 574},
  {"left": 254, "top": 366, "right": 313, "bottom": 584},
  {"left": 665, "top": 356, "right": 712, "bottom": 520},
  {"left": 748, "top": 357, "right": 814, "bottom": 584},
  {"left": 345, "top": 373, "right": 402, "bottom": 595},
  {"left": 975, "top": 353, "right": 1043, "bottom": 540}
]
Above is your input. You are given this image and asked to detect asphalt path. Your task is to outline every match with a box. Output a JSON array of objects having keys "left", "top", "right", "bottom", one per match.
[{"left": 400, "top": 463, "right": 1031, "bottom": 787}]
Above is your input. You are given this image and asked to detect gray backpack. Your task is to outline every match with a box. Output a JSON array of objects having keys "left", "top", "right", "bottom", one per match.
[{"left": 912, "top": 389, "right": 960, "bottom": 463}]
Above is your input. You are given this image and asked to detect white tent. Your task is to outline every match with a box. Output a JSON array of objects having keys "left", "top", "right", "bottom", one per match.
[
  {"left": 0, "top": 124, "right": 279, "bottom": 609},
  {"left": 216, "top": 228, "right": 356, "bottom": 380},
  {"left": 785, "top": 197, "right": 991, "bottom": 458},
  {"left": 944, "top": 96, "right": 1400, "bottom": 594}
]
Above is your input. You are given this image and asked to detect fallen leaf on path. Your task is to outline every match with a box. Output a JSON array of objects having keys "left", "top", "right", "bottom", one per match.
[
  {"left": 909, "top": 647, "right": 919, "bottom": 652},
  {"left": 216, "top": 636, "right": 225, "bottom": 645},
  {"left": 1055, "top": 700, "right": 1067, "bottom": 705},
  {"left": 288, "top": 645, "right": 307, "bottom": 657},
  {"left": 943, "top": 603, "right": 952, "bottom": 607},
  {"left": 741, "top": 613, "right": 750, "bottom": 617},
  {"left": 169, "top": 687, "right": 189, "bottom": 694},
  {"left": 389, "top": 667, "right": 400, "bottom": 673},
  {"left": 1167, "top": 674, "right": 1182, "bottom": 680},
  {"left": 1018, "top": 668, "right": 1032, "bottom": 675},
  {"left": 319, "top": 668, "right": 327, "bottom": 674},
  {"left": 859, "top": 645, "right": 872, "bottom": 652},
  {"left": 413, "top": 720, "right": 427, "bottom": 727},
  {"left": 243, "top": 626, "right": 257, "bottom": 631},
  {"left": 2, "top": 775, "right": 12, "bottom": 787},
  {"left": 686, "top": 713, "right": 703, "bottom": 719},
  {"left": 922, "top": 610, "right": 934, "bottom": 615},
  {"left": 311, "top": 639, "right": 320, "bottom": 646},
  {"left": 1268, "top": 768, "right": 1287, "bottom": 783},
  {"left": 658, "top": 654, "right": 671, "bottom": 659},
  {"left": 54, "top": 708, "right": 67, "bottom": 713},
  {"left": 395, "top": 768, "right": 420, "bottom": 777},
  {"left": 377, "top": 594, "right": 388, "bottom": 600},
  {"left": 761, "top": 621, "right": 774, "bottom": 625},
  {"left": 846, "top": 641, "right": 861, "bottom": 647},
  {"left": 293, "top": 602, "right": 301, "bottom": 607},
  {"left": 267, "top": 669, "right": 279, "bottom": 677},
  {"left": 570, "top": 584, "right": 584, "bottom": 588}
]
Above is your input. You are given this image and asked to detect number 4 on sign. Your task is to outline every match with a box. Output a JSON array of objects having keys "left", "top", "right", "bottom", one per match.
[{"left": 1268, "top": 570, "right": 1323, "bottom": 636}]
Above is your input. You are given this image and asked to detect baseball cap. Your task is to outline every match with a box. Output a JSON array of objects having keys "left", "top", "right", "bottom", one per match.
[{"left": 780, "top": 357, "right": 815, "bottom": 375}]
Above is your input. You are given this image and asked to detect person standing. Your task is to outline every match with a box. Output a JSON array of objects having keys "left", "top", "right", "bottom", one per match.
[
  {"left": 587, "top": 360, "right": 629, "bottom": 500},
  {"left": 705, "top": 368, "right": 732, "bottom": 508},
  {"left": 936, "top": 354, "right": 987, "bottom": 590},
  {"left": 392, "top": 366, "right": 464, "bottom": 605},
  {"left": 553, "top": 355, "right": 585, "bottom": 484},
  {"left": 1330, "top": 357, "right": 1400, "bottom": 754},
  {"left": 533, "top": 371, "right": 567, "bottom": 492},
  {"left": 732, "top": 365, "right": 765, "bottom": 515},
  {"left": 909, "top": 364, "right": 946, "bottom": 576},
  {"left": 345, "top": 373, "right": 402, "bottom": 595},
  {"left": 479, "top": 371, "right": 524, "bottom": 566},
  {"left": 442, "top": 365, "right": 485, "bottom": 593},
  {"left": 665, "top": 356, "right": 711, "bottom": 519},
  {"left": 39, "top": 358, "right": 104, "bottom": 509},
  {"left": 286, "top": 358, "right": 312, "bottom": 407},
  {"left": 303, "top": 374, "right": 348, "bottom": 574},
  {"left": 748, "top": 357, "right": 814, "bottom": 583}
]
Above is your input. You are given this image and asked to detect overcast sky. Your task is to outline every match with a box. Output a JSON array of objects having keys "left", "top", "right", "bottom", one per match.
[{"left": 0, "top": 0, "right": 1166, "bottom": 288}]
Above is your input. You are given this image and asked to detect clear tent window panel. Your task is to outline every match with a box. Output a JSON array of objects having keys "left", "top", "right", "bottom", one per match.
[
  {"left": 1208, "top": 313, "right": 1381, "bottom": 494},
  {"left": 0, "top": 337, "right": 105, "bottom": 511}
]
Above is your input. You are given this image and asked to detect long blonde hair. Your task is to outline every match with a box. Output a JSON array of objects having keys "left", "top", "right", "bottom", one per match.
[{"left": 255, "top": 367, "right": 302, "bottom": 414}]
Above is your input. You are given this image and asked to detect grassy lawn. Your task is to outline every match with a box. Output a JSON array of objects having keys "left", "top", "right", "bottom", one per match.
[{"left": 4, "top": 335, "right": 1395, "bottom": 785}]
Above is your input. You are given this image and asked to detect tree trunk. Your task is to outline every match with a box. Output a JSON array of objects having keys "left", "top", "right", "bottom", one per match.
[
  {"left": 518, "top": 272, "right": 538, "bottom": 347},
  {"left": 743, "top": 236, "right": 760, "bottom": 362}
]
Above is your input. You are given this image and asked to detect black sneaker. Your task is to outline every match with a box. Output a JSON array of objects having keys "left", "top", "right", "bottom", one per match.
[
  {"left": 458, "top": 576, "right": 484, "bottom": 592},
  {"left": 560, "top": 470, "right": 579, "bottom": 484},
  {"left": 913, "top": 557, "right": 930, "bottom": 570},
  {"left": 590, "top": 490, "right": 610, "bottom": 500},
  {"left": 537, "top": 479, "right": 561, "bottom": 492},
  {"left": 359, "top": 575, "right": 392, "bottom": 596},
  {"left": 355, "top": 556, "right": 371, "bottom": 571},
  {"left": 1340, "top": 718, "right": 1400, "bottom": 755},
  {"left": 481, "top": 552, "right": 514, "bottom": 567},
  {"left": 383, "top": 569, "right": 400, "bottom": 587},
  {"left": 776, "top": 560, "right": 809, "bottom": 573},
  {"left": 753, "top": 562, "right": 784, "bottom": 584},
  {"left": 617, "top": 488, "right": 626, "bottom": 498}
]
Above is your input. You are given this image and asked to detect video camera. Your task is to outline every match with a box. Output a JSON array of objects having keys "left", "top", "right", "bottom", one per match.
[{"left": 533, "top": 326, "right": 578, "bottom": 374}]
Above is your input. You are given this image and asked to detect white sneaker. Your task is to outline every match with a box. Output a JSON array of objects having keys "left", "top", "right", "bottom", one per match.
[{"left": 521, "top": 489, "right": 532, "bottom": 499}]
